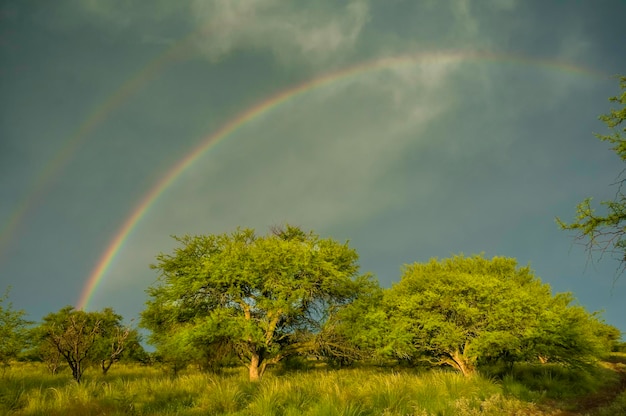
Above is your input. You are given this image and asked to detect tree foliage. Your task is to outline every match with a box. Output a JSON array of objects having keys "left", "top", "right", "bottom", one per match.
[
  {"left": 90, "top": 308, "right": 134, "bottom": 375},
  {"left": 38, "top": 306, "right": 101, "bottom": 383},
  {"left": 558, "top": 76, "right": 626, "bottom": 276},
  {"left": 140, "top": 225, "right": 370, "bottom": 381},
  {"left": 0, "top": 288, "right": 31, "bottom": 368},
  {"left": 322, "top": 277, "right": 386, "bottom": 365},
  {"left": 379, "top": 255, "right": 617, "bottom": 376},
  {"left": 35, "top": 306, "right": 133, "bottom": 382},
  {"left": 525, "top": 292, "right": 620, "bottom": 366}
]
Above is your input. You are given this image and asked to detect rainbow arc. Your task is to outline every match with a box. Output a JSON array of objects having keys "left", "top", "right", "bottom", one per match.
[{"left": 75, "top": 51, "right": 606, "bottom": 310}]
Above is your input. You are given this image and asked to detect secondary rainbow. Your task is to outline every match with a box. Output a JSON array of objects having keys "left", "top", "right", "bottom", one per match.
[
  {"left": 76, "top": 51, "right": 607, "bottom": 310},
  {"left": 0, "top": 20, "right": 214, "bottom": 261}
]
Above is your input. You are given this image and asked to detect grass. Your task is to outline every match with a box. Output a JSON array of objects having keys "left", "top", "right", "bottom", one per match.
[
  {"left": 0, "top": 358, "right": 623, "bottom": 415},
  {"left": 592, "top": 391, "right": 626, "bottom": 416}
]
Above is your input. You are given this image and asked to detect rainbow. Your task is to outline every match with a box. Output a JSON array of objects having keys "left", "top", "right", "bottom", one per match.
[
  {"left": 76, "top": 51, "right": 606, "bottom": 310},
  {"left": 0, "top": 20, "right": 213, "bottom": 262}
]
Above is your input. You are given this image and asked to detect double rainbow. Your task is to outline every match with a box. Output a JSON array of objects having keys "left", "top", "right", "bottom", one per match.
[{"left": 75, "top": 50, "right": 607, "bottom": 310}]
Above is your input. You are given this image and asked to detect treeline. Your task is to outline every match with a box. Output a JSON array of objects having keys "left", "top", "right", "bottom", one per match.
[{"left": 1, "top": 225, "right": 622, "bottom": 383}]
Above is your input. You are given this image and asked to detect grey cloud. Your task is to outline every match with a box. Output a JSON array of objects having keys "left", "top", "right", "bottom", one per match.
[
  {"left": 189, "top": 0, "right": 369, "bottom": 65},
  {"left": 49, "top": 0, "right": 371, "bottom": 65}
]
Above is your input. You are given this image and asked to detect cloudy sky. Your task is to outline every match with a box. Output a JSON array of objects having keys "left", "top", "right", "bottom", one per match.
[{"left": 1, "top": 0, "right": 625, "bottom": 335}]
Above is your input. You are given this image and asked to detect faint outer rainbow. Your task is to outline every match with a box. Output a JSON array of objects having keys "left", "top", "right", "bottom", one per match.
[
  {"left": 76, "top": 51, "right": 607, "bottom": 310},
  {"left": 0, "top": 21, "right": 214, "bottom": 262},
  {"left": 0, "top": 44, "right": 189, "bottom": 260}
]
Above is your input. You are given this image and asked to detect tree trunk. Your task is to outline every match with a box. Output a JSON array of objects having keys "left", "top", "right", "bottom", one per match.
[
  {"left": 102, "top": 359, "right": 113, "bottom": 375},
  {"left": 71, "top": 362, "right": 82, "bottom": 383},
  {"left": 447, "top": 348, "right": 476, "bottom": 377},
  {"left": 249, "top": 354, "right": 262, "bottom": 382}
]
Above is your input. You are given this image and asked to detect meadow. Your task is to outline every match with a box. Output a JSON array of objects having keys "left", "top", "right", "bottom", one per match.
[{"left": 1, "top": 355, "right": 625, "bottom": 416}]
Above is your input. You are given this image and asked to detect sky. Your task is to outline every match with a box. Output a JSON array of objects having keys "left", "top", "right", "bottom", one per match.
[{"left": 1, "top": 0, "right": 625, "bottom": 337}]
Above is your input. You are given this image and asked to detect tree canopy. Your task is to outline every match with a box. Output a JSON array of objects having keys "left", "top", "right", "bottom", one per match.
[
  {"left": 141, "top": 225, "right": 372, "bottom": 381},
  {"left": 558, "top": 76, "right": 626, "bottom": 277},
  {"left": 37, "top": 306, "right": 102, "bottom": 383},
  {"left": 34, "top": 306, "right": 133, "bottom": 382},
  {"left": 90, "top": 308, "right": 135, "bottom": 375},
  {"left": 0, "top": 288, "right": 31, "bottom": 368},
  {"left": 377, "top": 255, "right": 616, "bottom": 376}
]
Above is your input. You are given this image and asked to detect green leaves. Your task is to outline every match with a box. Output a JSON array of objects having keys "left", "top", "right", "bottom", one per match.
[
  {"left": 378, "top": 254, "right": 616, "bottom": 376},
  {"left": 33, "top": 306, "right": 133, "bottom": 381},
  {"left": 0, "top": 288, "right": 31, "bottom": 367},
  {"left": 558, "top": 76, "right": 626, "bottom": 276},
  {"left": 140, "top": 225, "right": 366, "bottom": 380}
]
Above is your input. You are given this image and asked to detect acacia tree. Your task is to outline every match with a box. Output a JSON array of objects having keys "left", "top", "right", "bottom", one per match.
[
  {"left": 141, "top": 225, "right": 369, "bottom": 381},
  {"left": 382, "top": 255, "right": 616, "bottom": 376},
  {"left": 558, "top": 76, "right": 626, "bottom": 276},
  {"left": 92, "top": 308, "right": 133, "bottom": 375},
  {"left": 33, "top": 306, "right": 136, "bottom": 380},
  {"left": 36, "top": 340, "right": 63, "bottom": 374},
  {"left": 525, "top": 292, "right": 620, "bottom": 366},
  {"left": 39, "top": 306, "right": 102, "bottom": 383},
  {"left": 320, "top": 277, "right": 385, "bottom": 365},
  {"left": 0, "top": 288, "right": 31, "bottom": 368}
]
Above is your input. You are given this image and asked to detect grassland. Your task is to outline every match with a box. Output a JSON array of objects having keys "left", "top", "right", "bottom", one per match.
[{"left": 1, "top": 355, "right": 625, "bottom": 415}]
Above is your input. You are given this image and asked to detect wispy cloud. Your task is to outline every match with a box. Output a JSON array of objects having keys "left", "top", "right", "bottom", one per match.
[
  {"left": 189, "top": 0, "right": 369, "bottom": 65},
  {"left": 56, "top": 0, "right": 370, "bottom": 64},
  {"left": 140, "top": 59, "right": 461, "bottom": 238}
]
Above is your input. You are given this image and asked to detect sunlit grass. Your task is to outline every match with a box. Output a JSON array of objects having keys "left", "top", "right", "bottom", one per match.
[
  {"left": 500, "top": 361, "right": 619, "bottom": 402},
  {"left": 0, "top": 359, "right": 622, "bottom": 415}
]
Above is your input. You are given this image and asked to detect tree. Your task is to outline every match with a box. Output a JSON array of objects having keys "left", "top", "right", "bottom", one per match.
[
  {"left": 118, "top": 333, "right": 150, "bottom": 365},
  {"left": 37, "top": 306, "right": 138, "bottom": 381},
  {"left": 0, "top": 288, "right": 31, "bottom": 368},
  {"left": 32, "top": 306, "right": 136, "bottom": 380},
  {"left": 36, "top": 340, "right": 63, "bottom": 374},
  {"left": 525, "top": 293, "right": 620, "bottom": 366},
  {"left": 558, "top": 76, "right": 626, "bottom": 276},
  {"left": 38, "top": 306, "right": 101, "bottom": 383},
  {"left": 91, "top": 308, "right": 133, "bottom": 375},
  {"left": 320, "top": 276, "right": 386, "bottom": 366},
  {"left": 141, "top": 225, "right": 370, "bottom": 381},
  {"left": 381, "top": 255, "right": 616, "bottom": 376}
]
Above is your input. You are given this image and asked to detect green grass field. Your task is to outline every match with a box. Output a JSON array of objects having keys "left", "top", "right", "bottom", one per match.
[{"left": 1, "top": 355, "right": 625, "bottom": 415}]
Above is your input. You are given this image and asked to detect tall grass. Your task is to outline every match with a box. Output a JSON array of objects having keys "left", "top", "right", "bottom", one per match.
[
  {"left": 498, "top": 361, "right": 619, "bottom": 402},
  {"left": 592, "top": 391, "right": 626, "bottom": 416},
  {"left": 0, "top": 360, "right": 619, "bottom": 415}
]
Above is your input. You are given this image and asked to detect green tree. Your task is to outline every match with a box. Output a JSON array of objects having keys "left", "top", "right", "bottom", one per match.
[
  {"left": 118, "top": 331, "right": 150, "bottom": 365},
  {"left": 525, "top": 293, "right": 620, "bottom": 366},
  {"left": 91, "top": 308, "right": 133, "bottom": 375},
  {"left": 36, "top": 340, "right": 63, "bottom": 374},
  {"left": 32, "top": 306, "right": 138, "bottom": 379},
  {"left": 141, "top": 225, "right": 370, "bottom": 381},
  {"left": 0, "top": 288, "right": 31, "bottom": 368},
  {"left": 321, "top": 277, "right": 385, "bottom": 365},
  {"left": 38, "top": 306, "right": 102, "bottom": 383},
  {"left": 558, "top": 76, "right": 626, "bottom": 276},
  {"left": 381, "top": 255, "right": 615, "bottom": 376}
]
